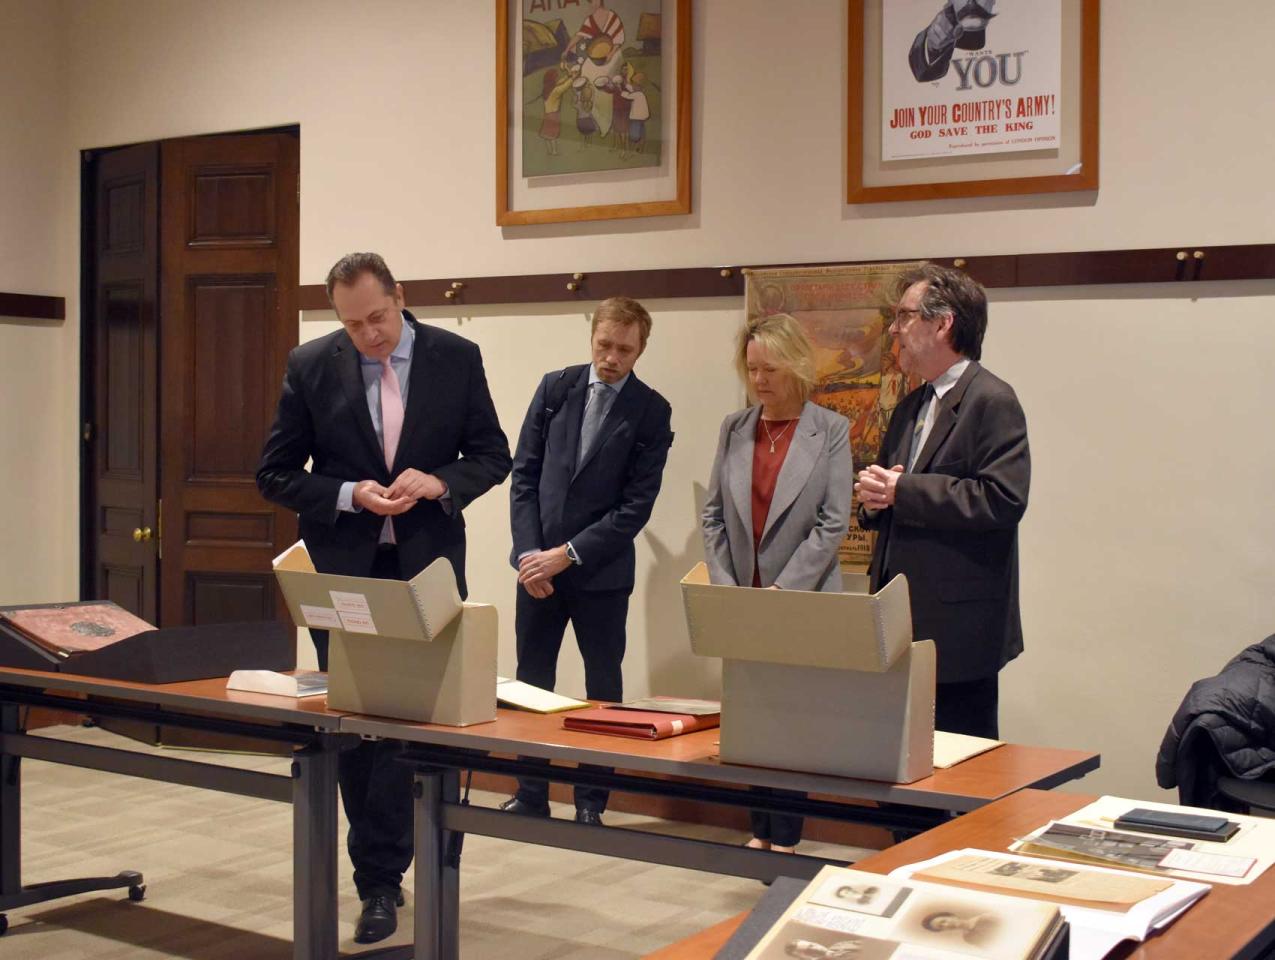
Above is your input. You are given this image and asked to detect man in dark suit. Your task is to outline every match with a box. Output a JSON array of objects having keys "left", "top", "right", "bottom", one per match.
[
  {"left": 257, "top": 252, "right": 510, "bottom": 943},
  {"left": 502, "top": 296, "right": 673, "bottom": 824},
  {"left": 856, "top": 264, "right": 1029, "bottom": 739}
]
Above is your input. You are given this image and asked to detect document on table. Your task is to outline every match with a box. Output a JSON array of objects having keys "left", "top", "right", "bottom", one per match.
[
  {"left": 893, "top": 848, "right": 1210, "bottom": 960},
  {"left": 1011, "top": 795, "right": 1275, "bottom": 885},
  {"left": 495, "top": 677, "right": 588, "bottom": 713}
]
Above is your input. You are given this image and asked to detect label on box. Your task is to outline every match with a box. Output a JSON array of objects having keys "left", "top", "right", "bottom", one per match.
[
  {"left": 330, "top": 591, "right": 372, "bottom": 616},
  {"left": 299, "top": 605, "right": 342, "bottom": 629},
  {"left": 338, "top": 610, "right": 378, "bottom": 634}
]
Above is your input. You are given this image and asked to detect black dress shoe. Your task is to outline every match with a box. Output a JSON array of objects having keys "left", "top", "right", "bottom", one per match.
[
  {"left": 499, "top": 796, "right": 550, "bottom": 817},
  {"left": 353, "top": 894, "right": 398, "bottom": 944},
  {"left": 574, "top": 809, "right": 604, "bottom": 826}
]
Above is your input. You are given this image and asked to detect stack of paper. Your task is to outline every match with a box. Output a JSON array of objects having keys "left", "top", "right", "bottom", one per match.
[
  {"left": 495, "top": 677, "right": 588, "bottom": 713},
  {"left": 226, "top": 670, "right": 328, "bottom": 698},
  {"left": 1010, "top": 795, "right": 1275, "bottom": 886}
]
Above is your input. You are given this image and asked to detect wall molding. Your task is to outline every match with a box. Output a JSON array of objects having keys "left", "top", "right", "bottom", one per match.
[
  {"left": 0, "top": 292, "right": 65, "bottom": 320},
  {"left": 297, "top": 243, "right": 1275, "bottom": 312}
]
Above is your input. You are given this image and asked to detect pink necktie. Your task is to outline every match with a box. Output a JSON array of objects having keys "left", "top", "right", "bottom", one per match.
[
  {"left": 380, "top": 358, "right": 405, "bottom": 544},
  {"left": 380, "top": 358, "right": 404, "bottom": 470}
]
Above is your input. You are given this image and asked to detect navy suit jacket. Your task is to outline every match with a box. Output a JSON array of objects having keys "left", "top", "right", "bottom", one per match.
[
  {"left": 257, "top": 312, "right": 511, "bottom": 598},
  {"left": 509, "top": 364, "right": 673, "bottom": 593}
]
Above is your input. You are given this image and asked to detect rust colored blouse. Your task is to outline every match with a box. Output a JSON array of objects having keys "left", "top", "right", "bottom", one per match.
[{"left": 750, "top": 417, "right": 798, "bottom": 587}]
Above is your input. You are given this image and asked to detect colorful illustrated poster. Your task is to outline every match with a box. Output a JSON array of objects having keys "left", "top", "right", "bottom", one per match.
[
  {"left": 745, "top": 263, "right": 923, "bottom": 570},
  {"left": 521, "top": 0, "right": 663, "bottom": 178},
  {"left": 881, "top": 0, "right": 1062, "bottom": 161}
]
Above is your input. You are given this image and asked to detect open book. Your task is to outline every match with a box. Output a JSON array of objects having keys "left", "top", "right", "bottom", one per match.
[
  {"left": 894, "top": 849, "right": 1209, "bottom": 960},
  {"left": 744, "top": 864, "right": 1064, "bottom": 960}
]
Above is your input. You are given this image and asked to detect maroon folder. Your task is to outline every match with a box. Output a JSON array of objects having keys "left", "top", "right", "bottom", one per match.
[{"left": 562, "top": 706, "right": 720, "bottom": 740}]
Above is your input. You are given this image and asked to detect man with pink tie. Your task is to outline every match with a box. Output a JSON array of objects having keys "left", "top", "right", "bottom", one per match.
[{"left": 257, "top": 252, "right": 510, "bottom": 943}]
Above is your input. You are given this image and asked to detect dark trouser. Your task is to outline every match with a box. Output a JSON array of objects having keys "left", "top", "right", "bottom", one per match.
[
  {"left": 749, "top": 788, "right": 804, "bottom": 847},
  {"left": 310, "top": 546, "right": 414, "bottom": 899},
  {"left": 935, "top": 675, "right": 1000, "bottom": 739},
  {"left": 513, "top": 584, "right": 628, "bottom": 813}
]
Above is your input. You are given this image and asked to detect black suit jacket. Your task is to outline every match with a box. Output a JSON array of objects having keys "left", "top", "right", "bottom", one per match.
[
  {"left": 509, "top": 364, "right": 673, "bottom": 593},
  {"left": 257, "top": 312, "right": 511, "bottom": 597},
  {"left": 860, "top": 361, "right": 1029, "bottom": 683}
]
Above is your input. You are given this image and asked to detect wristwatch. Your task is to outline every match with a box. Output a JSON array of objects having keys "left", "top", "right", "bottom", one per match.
[{"left": 565, "top": 542, "right": 582, "bottom": 565}]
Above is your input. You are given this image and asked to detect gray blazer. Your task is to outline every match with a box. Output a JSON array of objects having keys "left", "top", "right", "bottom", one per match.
[{"left": 701, "top": 401, "right": 853, "bottom": 593}]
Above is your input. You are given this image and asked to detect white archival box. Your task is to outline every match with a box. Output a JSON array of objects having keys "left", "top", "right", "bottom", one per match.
[
  {"left": 680, "top": 562, "right": 935, "bottom": 783},
  {"left": 272, "top": 541, "right": 496, "bottom": 726}
]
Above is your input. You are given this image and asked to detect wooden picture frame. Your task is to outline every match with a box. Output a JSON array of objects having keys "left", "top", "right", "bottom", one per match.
[
  {"left": 496, "top": 0, "right": 692, "bottom": 226},
  {"left": 847, "top": 0, "right": 1100, "bottom": 204}
]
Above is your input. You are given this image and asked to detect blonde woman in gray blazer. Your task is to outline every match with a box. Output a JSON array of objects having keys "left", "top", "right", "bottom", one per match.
[{"left": 701, "top": 313, "right": 853, "bottom": 852}]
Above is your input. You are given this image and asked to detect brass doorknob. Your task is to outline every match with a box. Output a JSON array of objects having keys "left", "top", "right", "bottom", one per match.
[{"left": 132, "top": 527, "right": 153, "bottom": 542}]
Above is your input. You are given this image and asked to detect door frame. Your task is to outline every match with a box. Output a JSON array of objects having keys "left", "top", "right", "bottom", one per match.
[{"left": 78, "top": 123, "right": 301, "bottom": 612}]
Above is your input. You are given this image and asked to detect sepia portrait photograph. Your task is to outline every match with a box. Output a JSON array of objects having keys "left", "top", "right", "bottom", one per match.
[
  {"left": 758, "top": 921, "right": 899, "bottom": 960},
  {"left": 808, "top": 875, "right": 911, "bottom": 919}
]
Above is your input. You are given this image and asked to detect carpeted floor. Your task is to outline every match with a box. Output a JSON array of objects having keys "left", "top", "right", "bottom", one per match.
[{"left": 4, "top": 725, "right": 868, "bottom": 958}]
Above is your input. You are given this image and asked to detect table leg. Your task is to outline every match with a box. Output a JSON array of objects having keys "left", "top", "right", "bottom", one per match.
[
  {"left": 413, "top": 768, "right": 444, "bottom": 960},
  {"left": 292, "top": 738, "right": 339, "bottom": 960},
  {"left": 439, "top": 769, "right": 461, "bottom": 960},
  {"left": 0, "top": 705, "right": 19, "bottom": 901}
]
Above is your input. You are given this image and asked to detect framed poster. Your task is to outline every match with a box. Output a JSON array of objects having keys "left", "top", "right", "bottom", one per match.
[
  {"left": 496, "top": 0, "right": 692, "bottom": 225},
  {"left": 745, "top": 262, "right": 925, "bottom": 572},
  {"left": 848, "top": 0, "right": 1099, "bottom": 203}
]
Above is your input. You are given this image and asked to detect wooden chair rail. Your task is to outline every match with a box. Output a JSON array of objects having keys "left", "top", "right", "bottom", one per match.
[
  {"left": 0, "top": 291, "right": 65, "bottom": 321},
  {"left": 297, "top": 243, "right": 1275, "bottom": 311}
]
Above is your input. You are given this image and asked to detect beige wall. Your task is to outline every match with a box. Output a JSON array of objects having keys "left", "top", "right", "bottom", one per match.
[
  {"left": 0, "top": 0, "right": 77, "bottom": 602},
  {"left": 2, "top": 0, "right": 1274, "bottom": 800}
]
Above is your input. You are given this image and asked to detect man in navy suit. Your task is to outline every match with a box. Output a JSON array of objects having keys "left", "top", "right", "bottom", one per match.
[
  {"left": 257, "top": 252, "right": 510, "bottom": 943},
  {"left": 502, "top": 296, "right": 674, "bottom": 824}
]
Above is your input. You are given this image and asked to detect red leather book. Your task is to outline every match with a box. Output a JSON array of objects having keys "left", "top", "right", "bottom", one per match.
[
  {"left": 562, "top": 706, "right": 720, "bottom": 740},
  {"left": 1, "top": 602, "right": 155, "bottom": 657}
]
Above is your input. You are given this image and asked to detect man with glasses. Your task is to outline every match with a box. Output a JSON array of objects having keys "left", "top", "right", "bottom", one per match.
[{"left": 855, "top": 264, "right": 1029, "bottom": 738}]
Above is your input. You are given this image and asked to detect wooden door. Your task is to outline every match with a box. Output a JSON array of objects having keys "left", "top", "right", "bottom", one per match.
[
  {"left": 158, "top": 132, "right": 299, "bottom": 626},
  {"left": 87, "top": 144, "right": 160, "bottom": 621}
]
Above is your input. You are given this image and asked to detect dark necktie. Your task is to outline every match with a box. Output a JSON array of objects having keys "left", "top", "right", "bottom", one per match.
[
  {"left": 578, "top": 381, "right": 611, "bottom": 465},
  {"left": 906, "top": 385, "right": 935, "bottom": 472}
]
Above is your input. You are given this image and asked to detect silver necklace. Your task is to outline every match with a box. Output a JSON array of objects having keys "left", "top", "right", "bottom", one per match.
[{"left": 761, "top": 418, "right": 795, "bottom": 453}]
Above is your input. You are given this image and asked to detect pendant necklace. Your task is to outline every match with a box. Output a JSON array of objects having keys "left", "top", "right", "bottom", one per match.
[{"left": 761, "top": 418, "right": 794, "bottom": 454}]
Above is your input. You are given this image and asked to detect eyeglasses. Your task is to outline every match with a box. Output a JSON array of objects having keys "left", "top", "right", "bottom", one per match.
[{"left": 890, "top": 307, "right": 924, "bottom": 326}]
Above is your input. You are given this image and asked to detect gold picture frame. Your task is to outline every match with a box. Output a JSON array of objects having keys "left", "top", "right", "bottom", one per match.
[
  {"left": 496, "top": 0, "right": 693, "bottom": 226},
  {"left": 848, "top": 0, "right": 1100, "bottom": 204}
]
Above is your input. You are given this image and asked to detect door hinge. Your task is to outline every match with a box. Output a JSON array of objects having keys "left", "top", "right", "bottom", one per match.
[
  {"left": 82, "top": 421, "right": 94, "bottom": 442},
  {"left": 156, "top": 499, "right": 163, "bottom": 561}
]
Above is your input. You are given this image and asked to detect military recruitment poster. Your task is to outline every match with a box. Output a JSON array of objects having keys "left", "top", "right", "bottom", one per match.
[
  {"left": 881, "top": 0, "right": 1062, "bottom": 161},
  {"left": 745, "top": 263, "right": 923, "bottom": 571}
]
